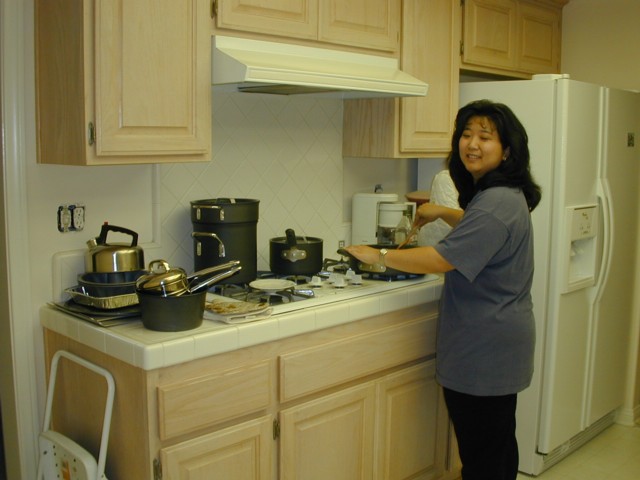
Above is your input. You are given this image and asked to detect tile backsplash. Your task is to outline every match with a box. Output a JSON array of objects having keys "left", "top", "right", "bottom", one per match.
[
  {"left": 51, "top": 92, "right": 423, "bottom": 297},
  {"left": 158, "top": 92, "right": 349, "bottom": 272}
]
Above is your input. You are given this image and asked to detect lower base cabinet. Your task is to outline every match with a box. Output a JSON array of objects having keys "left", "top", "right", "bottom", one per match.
[
  {"left": 43, "top": 303, "right": 461, "bottom": 479},
  {"left": 281, "top": 361, "right": 448, "bottom": 480}
]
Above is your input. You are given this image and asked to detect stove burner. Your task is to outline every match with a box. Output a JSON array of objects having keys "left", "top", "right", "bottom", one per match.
[
  {"left": 247, "top": 289, "right": 295, "bottom": 305},
  {"left": 322, "top": 258, "right": 349, "bottom": 273},
  {"left": 279, "top": 275, "right": 312, "bottom": 285},
  {"left": 364, "top": 272, "right": 422, "bottom": 281},
  {"left": 321, "top": 258, "right": 422, "bottom": 281}
]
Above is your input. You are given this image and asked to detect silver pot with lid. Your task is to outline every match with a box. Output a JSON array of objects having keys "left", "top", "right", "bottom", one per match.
[
  {"left": 136, "top": 259, "right": 242, "bottom": 297},
  {"left": 85, "top": 223, "right": 145, "bottom": 273}
]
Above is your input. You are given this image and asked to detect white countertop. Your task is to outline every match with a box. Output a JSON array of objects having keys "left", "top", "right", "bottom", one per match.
[{"left": 40, "top": 275, "right": 443, "bottom": 370}]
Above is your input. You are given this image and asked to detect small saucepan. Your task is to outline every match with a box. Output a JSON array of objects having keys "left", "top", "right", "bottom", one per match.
[
  {"left": 337, "top": 245, "right": 418, "bottom": 277},
  {"left": 136, "top": 259, "right": 242, "bottom": 297},
  {"left": 270, "top": 229, "right": 323, "bottom": 277}
]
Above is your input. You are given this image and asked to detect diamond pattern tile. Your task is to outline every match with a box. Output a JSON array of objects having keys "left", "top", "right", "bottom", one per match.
[{"left": 159, "top": 93, "right": 346, "bottom": 273}]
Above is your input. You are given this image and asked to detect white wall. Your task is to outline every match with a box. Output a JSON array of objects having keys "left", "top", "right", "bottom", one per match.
[
  {"left": 560, "top": 0, "right": 640, "bottom": 422},
  {"left": 561, "top": 0, "right": 640, "bottom": 91}
]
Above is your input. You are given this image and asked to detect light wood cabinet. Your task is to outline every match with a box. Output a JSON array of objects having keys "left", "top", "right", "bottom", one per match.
[
  {"left": 43, "top": 302, "right": 460, "bottom": 479},
  {"left": 343, "top": 0, "right": 460, "bottom": 158},
  {"left": 280, "top": 383, "right": 376, "bottom": 479},
  {"left": 461, "top": 0, "right": 568, "bottom": 78},
  {"left": 214, "top": 0, "right": 400, "bottom": 53},
  {"left": 161, "top": 415, "right": 273, "bottom": 479},
  {"left": 35, "top": 0, "right": 211, "bottom": 165},
  {"left": 280, "top": 361, "right": 448, "bottom": 480},
  {"left": 376, "top": 362, "right": 448, "bottom": 479}
]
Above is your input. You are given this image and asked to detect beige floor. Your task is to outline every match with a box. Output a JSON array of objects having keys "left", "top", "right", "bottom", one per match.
[{"left": 516, "top": 424, "right": 640, "bottom": 480}]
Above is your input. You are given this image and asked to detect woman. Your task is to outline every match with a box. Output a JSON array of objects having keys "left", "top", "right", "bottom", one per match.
[
  {"left": 419, "top": 167, "right": 460, "bottom": 246},
  {"left": 345, "top": 100, "right": 541, "bottom": 480}
]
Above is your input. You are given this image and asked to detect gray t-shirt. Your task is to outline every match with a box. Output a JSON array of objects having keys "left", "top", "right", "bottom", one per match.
[{"left": 434, "top": 186, "right": 535, "bottom": 396}]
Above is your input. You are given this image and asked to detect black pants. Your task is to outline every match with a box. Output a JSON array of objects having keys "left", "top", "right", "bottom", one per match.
[{"left": 443, "top": 388, "right": 519, "bottom": 480}]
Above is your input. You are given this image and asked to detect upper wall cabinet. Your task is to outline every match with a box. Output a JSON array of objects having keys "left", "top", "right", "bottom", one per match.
[
  {"left": 461, "top": 0, "right": 569, "bottom": 78},
  {"left": 343, "top": 0, "right": 460, "bottom": 158},
  {"left": 35, "top": 0, "right": 211, "bottom": 165},
  {"left": 214, "top": 0, "right": 400, "bottom": 53}
]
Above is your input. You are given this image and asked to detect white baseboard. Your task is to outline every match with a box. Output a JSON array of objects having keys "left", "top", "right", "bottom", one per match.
[{"left": 615, "top": 405, "right": 640, "bottom": 426}]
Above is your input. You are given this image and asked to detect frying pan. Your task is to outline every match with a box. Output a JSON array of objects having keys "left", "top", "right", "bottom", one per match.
[{"left": 337, "top": 245, "right": 419, "bottom": 276}]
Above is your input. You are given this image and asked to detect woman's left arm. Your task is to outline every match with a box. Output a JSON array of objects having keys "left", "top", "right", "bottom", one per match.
[{"left": 344, "top": 245, "right": 454, "bottom": 275}]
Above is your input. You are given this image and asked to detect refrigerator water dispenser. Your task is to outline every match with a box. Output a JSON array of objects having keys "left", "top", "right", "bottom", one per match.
[{"left": 561, "top": 205, "right": 599, "bottom": 293}]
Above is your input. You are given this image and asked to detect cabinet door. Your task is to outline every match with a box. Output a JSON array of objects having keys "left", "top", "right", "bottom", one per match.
[
  {"left": 462, "top": 0, "right": 517, "bottom": 70},
  {"left": 161, "top": 415, "right": 273, "bottom": 480},
  {"left": 400, "top": 0, "right": 460, "bottom": 155},
  {"left": 342, "top": 0, "right": 459, "bottom": 158},
  {"left": 216, "top": 0, "right": 318, "bottom": 40},
  {"left": 95, "top": 0, "right": 211, "bottom": 156},
  {"left": 518, "top": 1, "right": 561, "bottom": 73},
  {"left": 319, "top": 0, "right": 400, "bottom": 52},
  {"left": 280, "top": 383, "right": 376, "bottom": 480},
  {"left": 375, "top": 361, "right": 448, "bottom": 480}
]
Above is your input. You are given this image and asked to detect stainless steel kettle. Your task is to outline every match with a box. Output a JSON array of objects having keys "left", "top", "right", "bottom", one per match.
[{"left": 84, "top": 223, "right": 145, "bottom": 273}]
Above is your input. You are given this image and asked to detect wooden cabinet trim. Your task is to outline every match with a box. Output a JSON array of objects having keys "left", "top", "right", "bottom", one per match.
[
  {"left": 161, "top": 414, "right": 273, "bottom": 478},
  {"left": 279, "top": 382, "right": 376, "bottom": 479},
  {"left": 35, "top": 0, "right": 211, "bottom": 165},
  {"left": 375, "top": 360, "right": 448, "bottom": 478},
  {"left": 461, "top": 0, "right": 566, "bottom": 77},
  {"left": 215, "top": 0, "right": 318, "bottom": 40},
  {"left": 279, "top": 314, "right": 437, "bottom": 402},
  {"left": 157, "top": 360, "right": 272, "bottom": 440}
]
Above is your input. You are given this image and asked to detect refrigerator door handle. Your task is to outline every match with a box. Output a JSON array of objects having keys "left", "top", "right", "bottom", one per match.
[{"left": 592, "top": 178, "right": 613, "bottom": 304}]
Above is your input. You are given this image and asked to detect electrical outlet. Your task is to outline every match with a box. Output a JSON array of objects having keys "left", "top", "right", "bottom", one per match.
[
  {"left": 71, "top": 204, "right": 85, "bottom": 231},
  {"left": 57, "top": 205, "right": 72, "bottom": 232},
  {"left": 338, "top": 240, "right": 346, "bottom": 248},
  {"left": 57, "top": 204, "right": 85, "bottom": 232}
]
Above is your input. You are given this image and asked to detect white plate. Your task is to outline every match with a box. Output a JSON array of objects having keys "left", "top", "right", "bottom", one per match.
[{"left": 249, "top": 279, "right": 296, "bottom": 293}]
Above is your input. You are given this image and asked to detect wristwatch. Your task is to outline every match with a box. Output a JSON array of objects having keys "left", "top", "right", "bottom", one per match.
[{"left": 377, "top": 248, "right": 389, "bottom": 272}]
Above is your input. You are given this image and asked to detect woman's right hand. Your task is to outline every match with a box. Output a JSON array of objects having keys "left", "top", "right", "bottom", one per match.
[{"left": 415, "top": 203, "right": 463, "bottom": 228}]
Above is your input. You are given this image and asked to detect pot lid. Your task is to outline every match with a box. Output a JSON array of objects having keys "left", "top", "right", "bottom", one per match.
[{"left": 136, "top": 260, "right": 187, "bottom": 293}]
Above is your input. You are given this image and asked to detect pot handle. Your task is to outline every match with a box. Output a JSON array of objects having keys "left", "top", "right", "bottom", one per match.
[
  {"left": 192, "top": 232, "right": 226, "bottom": 257},
  {"left": 337, "top": 248, "right": 386, "bottom": 273},
  {"left": 282, "top": 228, "right": 307, "bottom": 262},
  {"left": 192, "top": 204, "right": 225, "bottom": 221},
  {"left": 285, "top": 228, "right": 297, "bottom": 247},
  {"left": 97, "top": 223, "right": 139, "bottom": 246},
  {"left": 185, "top": 265, "right": 242, "bottom": 294}
]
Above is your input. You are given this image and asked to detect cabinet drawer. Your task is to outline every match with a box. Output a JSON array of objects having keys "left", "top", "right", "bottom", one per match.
[
  {"left": 158, "top": 361, "right": 271, "bottom": 440},
  {"left": 279, "top": 314, "right": 437, "bottom": 401}
]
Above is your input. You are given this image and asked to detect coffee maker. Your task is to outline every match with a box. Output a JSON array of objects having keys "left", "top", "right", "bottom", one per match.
[
  {"left": 376, "top": 201, "right": 416, "bottom": 245},
  {"left": 351, "top": 192, "right": 398, "bottom": 244},
  {"left": 351, "top": 192, "right": 416, "bottom": 246}
]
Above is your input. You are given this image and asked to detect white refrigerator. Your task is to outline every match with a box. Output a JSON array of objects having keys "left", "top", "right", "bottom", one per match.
[{"left": 459, "top": 75, "right": 640, "bottom": 475}]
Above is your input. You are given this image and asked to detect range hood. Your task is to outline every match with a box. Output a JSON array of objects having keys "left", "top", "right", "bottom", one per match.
[{"left": 212, "top": 36, "right": 428, "bottom": 98}]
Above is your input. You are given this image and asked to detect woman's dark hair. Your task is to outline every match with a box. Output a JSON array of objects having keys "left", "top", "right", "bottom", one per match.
[{"left": 447, "top": 99, "right": 541, "bottom": 211}]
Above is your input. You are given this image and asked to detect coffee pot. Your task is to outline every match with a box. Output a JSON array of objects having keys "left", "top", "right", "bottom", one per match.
[{"left": 376, "top": 202, "right": 416, "bottom": 246}]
